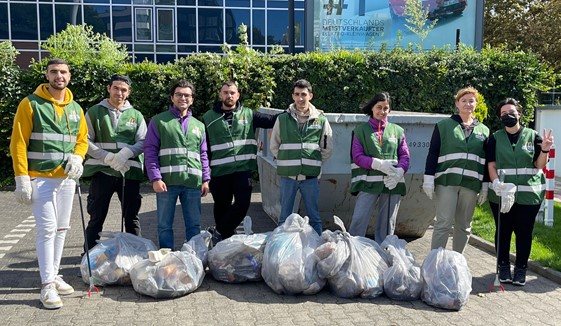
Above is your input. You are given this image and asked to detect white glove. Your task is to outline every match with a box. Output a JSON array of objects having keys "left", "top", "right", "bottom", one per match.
[
  {"left": 104, "top": 152, "right": 115, "bottom": 166},
  {"left": 477, "top": 182, "right": 489, "bottom": 206},
  {"left": 371, "top": 158, "right": 397, "bottom": 175},
  {"left": 384, "top": 167, "right": 404, "bottom": 190},
  {"left": 422, "top": 175, "right": 435, "bottom": 200},
  {"left": 491, "top": 178, "right": 506, "bottom": 193},
  {"left": 64, "top": 154, "right": 84, "bottom": 179},
  {"left": 14, "top": 176, "right": 32, "bottom": 205},
  {"left": 500, "top": 183, "right": 516, "bottom": 213},
  {"left": 112, "top": 147, "right": 134, "bottom": 172}
]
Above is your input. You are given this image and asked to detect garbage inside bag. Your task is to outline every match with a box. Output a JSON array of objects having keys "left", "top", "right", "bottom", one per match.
[
  {"left": 381, "top": 235, "right": 422, "bottom": 301},
  {"left": 262, "top": 213, "right": 325, "bottom": 295},
  {"left": 130, "top": 245, "right": 205, "bottom": 299},
  {"left": 421, "top": 248, "right": 472, "bottom": 310},
  {"left": 80, "top": 232, "right": 157, "bottom": 286},
  {"left": 184, "top": 230, "right": 212, "bottom": 267},
  {"left": 316, "top": 216, "right": 389, "bottom": 298},
  {"left": 207, "top": 233, "right": 268, "bottom": 283}
]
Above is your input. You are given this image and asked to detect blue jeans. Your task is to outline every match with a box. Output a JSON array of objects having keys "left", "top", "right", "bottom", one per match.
[
  {"left": 156, "top": 185, "right": 201, "bottom": 249},
  {"left": 279, "top": 176, "right": 322, "bottom": 235}
]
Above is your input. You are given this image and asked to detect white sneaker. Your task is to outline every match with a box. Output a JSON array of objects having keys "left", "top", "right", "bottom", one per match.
[
  {"left": 40, "top": 283, "right": 63, "bottom": 309},
  {"left": 54, "top": 275, "right": 74, "bottom": 295}
]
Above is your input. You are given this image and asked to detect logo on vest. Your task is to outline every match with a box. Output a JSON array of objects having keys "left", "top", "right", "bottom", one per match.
[
  {"left": 125, "top": 118, "right": 137, "bottom": 129},
  {"left": 238, "top": 115, "right": 249, "bottom": 125},
  {"left": 522, "top": 141, "right": 534, "bottom": 153},
  {"left": 68, "top": 111, "right": 79, "bottom": 122},
  {"left": 387, "top": 134, "right": 398, "bottom": 144},
  {"left": 192, "top": 126, "right": 202, "bottom": 138},
  {"left": 475, "top": 132, "right": 486, "bottom": 142},
  {"left": 308, "top": 119, "right": 322, "bottom": 129}
]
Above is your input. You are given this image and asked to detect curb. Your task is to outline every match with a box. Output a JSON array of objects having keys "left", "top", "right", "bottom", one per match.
[{"left": 468, "top": 235, "right": 561, "bottom": 285}]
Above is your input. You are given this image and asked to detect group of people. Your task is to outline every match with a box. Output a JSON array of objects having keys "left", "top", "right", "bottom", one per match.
[{"left": 9, "top": 59, "right": 554, "bottom": 310}]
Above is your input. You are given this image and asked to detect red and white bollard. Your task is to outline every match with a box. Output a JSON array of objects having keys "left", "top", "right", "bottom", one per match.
[{"left": 544, "top": 146, "right": 556, "bottom": 227}]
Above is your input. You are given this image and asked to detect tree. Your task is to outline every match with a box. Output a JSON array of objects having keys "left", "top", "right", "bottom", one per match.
[
  {"left": 403, "top": 0, "right": 438, "bottom": 50},
  {"left": 484, "top": 0, "right": 561, "bottom": 72}
]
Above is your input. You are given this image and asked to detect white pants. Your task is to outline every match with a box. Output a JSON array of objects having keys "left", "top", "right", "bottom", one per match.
[{"left": 31, "top": 177, "right": 75, "bottom": 284}]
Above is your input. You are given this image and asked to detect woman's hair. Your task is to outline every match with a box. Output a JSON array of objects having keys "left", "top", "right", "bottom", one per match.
[
  {"left": 361, "top": 92, "right": 391, "bottom": 117},
  {"left": 495, "top": 97, "right": 522, "bottom": 118},
  {"left": 454, "top": 86, "right": 479, "bottom": 102}
]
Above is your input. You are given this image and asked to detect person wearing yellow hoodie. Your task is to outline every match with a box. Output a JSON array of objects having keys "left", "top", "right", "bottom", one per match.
[{"left": 9, "top": 58, "right": 88, "bottom": 309}]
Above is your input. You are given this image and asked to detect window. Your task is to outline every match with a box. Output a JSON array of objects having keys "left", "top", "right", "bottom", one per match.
[
  {"left": 0, "top": 3, "right": 8, "bottom": 39},
  {"left": 11, "top": 3, "right": 38, "bottom": 40},
  {"left": 84, "top": 5, "right": 111, "bottom": 36},
  {"left": 135, "top": 8, "right": 152, "bottom": 41},
  {"left": 225, "top": 0, "right": 250, "bottom": 7},
  {"left": 157, "top": 8, "right": 174, "bottom": 42},
  {"left": 267, "top": 9, "right": 287, "bottom": 45},
  {"left": 39, "top": 4, "right": 54, "bottom": 40},
  {"left": 113, "top": 6, "right": 132, "bottom": 42},
  {"left": 199, "top": 0, "right": 223, "bottom": 6},
  {"left": 226, "top": 9, "right": 250, "bottom": 44},
  {"left": 252, "top": 9, "right": 265, "bottom": 45},
  {"left": 177, "top": 8, "right": 196, "bottom": 43},
  {"left": 198, "top": 8, "right": 223, "bottom": 44}
]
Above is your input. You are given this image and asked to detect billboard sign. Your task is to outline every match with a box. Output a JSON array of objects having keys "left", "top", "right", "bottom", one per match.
[{"left": 308, "top": 0, "right": 482, "bottom": 51}]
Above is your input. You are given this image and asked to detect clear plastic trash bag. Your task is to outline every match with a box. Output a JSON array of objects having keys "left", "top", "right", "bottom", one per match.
[
  {"left": 262, "top": 213, "right": 325, "bottom": 295},
  {"left": 421, "top": 248, "right": 472, "bottom": 310},
  {"left": 381, "top": 235, "right": 422, "bottom": 301},
  {"left": 80, "top": 232, "right": 157, "bottom": 286},
  {"left": 129, "top": 245, "right": 205, "bottom": 299},
  {"left": 316, "top": 216, "right": 389, "bottom": 298}
]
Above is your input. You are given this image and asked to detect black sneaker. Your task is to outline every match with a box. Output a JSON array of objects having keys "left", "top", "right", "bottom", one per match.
[
  {"left": 206, "top": 226, "right": 222, "bottom": 248},
  {"left": 512, "top": 267, "right": 527, "bottom": 286},
  {"left": 498, "top": 265, "right": 512, "bottom": 283}
]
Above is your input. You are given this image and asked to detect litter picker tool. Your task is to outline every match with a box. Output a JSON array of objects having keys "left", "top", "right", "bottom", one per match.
[
  {"left": 120, "top": 172, "right": 125, "bottom": 233},
  {"left": 489, "top": 169, "right": 505, "bottom": 293},
  {"left": 76, "top": 178, "right": 100, "bottom": 297}
]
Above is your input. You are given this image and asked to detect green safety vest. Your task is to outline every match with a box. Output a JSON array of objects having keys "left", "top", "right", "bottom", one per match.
[
  {"left": 434, "top": 118, "right": 489, "bottom": 192},
  {"left": 488, "top": 128, "right": 545, "bottom": 205},
  {"left": 351, "top": 122, "right": 406, "bottom": 195},
  {"left": 202, "top": 107, "right": 257, "bottom": 177},
  {"left": 26, "top": 94, "right": 81, "bottom": 172},
  {"left": 153, "top": 111, "right": 204, "bottom": 188},
  {"left": 82, "top": 105, "right": 145, "bottom": 180},
  {"left": 276, "top": 112, "right": 326, "bottom": 177}
]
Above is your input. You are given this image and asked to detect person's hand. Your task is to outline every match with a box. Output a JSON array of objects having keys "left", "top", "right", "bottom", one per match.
[
  {"left": 491, "top": 178, "right": 506, "bottom": 193},
  {"left": 104, "top": 152, "right": 115, "bottom": 166},
  {"left": 477, "top": 182, "right": 489, "bottom": 206},
  {"left": 201, "top": 181, "right": 210, "bottom": 197},
  {"left": 500, "top": 183, "right": 516, "bottom": 213},
  {"left": 64, "top": 154, "right": 84, "bottom": 179},
  {"left": 14, "top": 176, "right": 32, "bottom": 205},
  {"left": 117, "top": 161, "right": 131, "bottom": 174},
  {"left": 152, "top": 180, "right": 167, "bottom": 193},
  {"left": 422, "top": 175, "right": 435, "bottom": 200},
  {"left": 112, "top": 147, "right": 134, "bottom": 171},
  {"left": 541, "top": 128, "right": 554, "bottom": 152},
  {"left": 371, "top": 158, "right": 396, "bottom": 175},
  {"left": 384, "top": 167, "right": 404, "bottom": 190}
]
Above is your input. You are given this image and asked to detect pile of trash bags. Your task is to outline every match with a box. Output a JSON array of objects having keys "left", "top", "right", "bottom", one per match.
[{"left": 79, "top": 214, "right": 473, "bottom": 309}]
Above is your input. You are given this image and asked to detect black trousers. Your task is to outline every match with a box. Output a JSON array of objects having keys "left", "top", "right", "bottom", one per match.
[
  {"left": 489, "top": 201, "right": 539, "bottom": 269},
  {"left": 209, "top": 171, "right": 253, "bottom": 239},
  {"left": 85, "top": 172, "right": 142, "bottom": 251}
]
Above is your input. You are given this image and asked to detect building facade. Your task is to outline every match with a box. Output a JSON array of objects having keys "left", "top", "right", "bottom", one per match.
[{"left": 0, "top": 0, "right": 305, "bottom": 65}]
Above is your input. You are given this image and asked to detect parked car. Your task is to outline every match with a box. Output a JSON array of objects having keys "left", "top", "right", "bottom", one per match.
[{"left": 389, "top": 0, "right": 467, "bottom": 20}]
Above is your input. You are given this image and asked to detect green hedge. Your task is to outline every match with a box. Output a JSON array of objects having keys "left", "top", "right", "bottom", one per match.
[{"left": 0, "top": 41, "right": 555, "bottom": 186}]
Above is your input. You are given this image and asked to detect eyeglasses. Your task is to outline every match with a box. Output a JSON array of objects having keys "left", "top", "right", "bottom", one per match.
[{"left": 174, "top": 93, "right": 193, "bottom": 98}]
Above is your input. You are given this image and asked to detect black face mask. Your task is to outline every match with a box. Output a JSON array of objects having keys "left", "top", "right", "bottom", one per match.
[{"left": 501, "top": 114, "right": 518, "bottom": 128}]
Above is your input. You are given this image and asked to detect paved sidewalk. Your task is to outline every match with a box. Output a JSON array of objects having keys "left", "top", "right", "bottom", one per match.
[{"left": 0, "top": 186, "right": 560, "bottom": 325}]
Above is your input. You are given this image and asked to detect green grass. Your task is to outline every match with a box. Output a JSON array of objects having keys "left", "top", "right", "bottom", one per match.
[{"left": 472, "top": 202, "right": 561, "bottom": 272}]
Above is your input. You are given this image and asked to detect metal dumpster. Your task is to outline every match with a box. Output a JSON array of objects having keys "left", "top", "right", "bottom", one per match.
[{"left": 257, "top": 108, "right": 449, "bottom": 238}]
